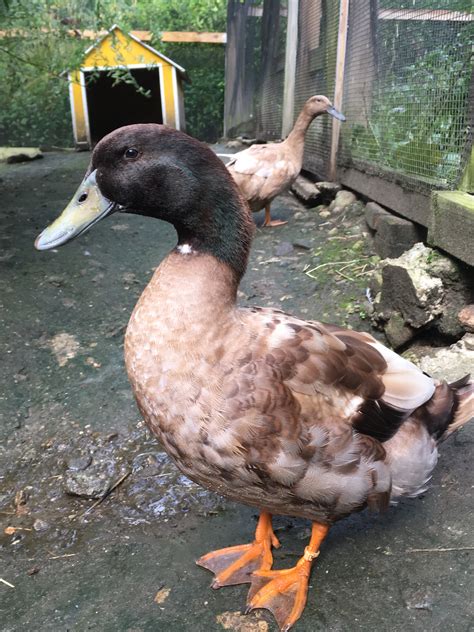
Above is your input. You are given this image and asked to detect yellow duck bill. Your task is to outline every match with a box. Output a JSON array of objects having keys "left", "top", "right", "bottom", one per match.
[{"left": 35, "top": 170, "right": 117, "bottom": 250}]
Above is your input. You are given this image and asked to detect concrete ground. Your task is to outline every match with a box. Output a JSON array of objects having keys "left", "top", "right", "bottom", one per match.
[{"left": 0, "top": 150, "right": 472, "bottom": 632}]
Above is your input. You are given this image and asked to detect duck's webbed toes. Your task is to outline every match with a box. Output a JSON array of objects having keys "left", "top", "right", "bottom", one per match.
[
  {"left": 196, "top": 512, "right": 280, "bottom": 588},
  {"left": 246, "top": 521, "right": 329, "bottom": 631},
  {"left": 246, "top": 558, "right": 312, "bottom": 631}
]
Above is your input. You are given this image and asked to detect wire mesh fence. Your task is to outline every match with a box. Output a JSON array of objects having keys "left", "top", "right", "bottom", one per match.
[
  {"left": 256, "top": 0, "right": 288, "bottom": 139},
  {"left": 294, "top": 0, "right": 339, "bottom": 178},
  {"left": 339, "top": 1, "right": 473, "bottom": 189},
  {"left": 224, "top": 0, "right": 473, "bottom": 189}
]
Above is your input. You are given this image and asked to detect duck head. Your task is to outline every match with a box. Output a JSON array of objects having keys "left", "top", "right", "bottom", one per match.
[
  {"left": 305, "top": 95, "right": 346, "bottom": 121},
  {"left": 35, "top": 124, "right": 254, "bottom": 279}
]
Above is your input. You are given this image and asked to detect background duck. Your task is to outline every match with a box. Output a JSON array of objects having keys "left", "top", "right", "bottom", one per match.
[
  {"left": 226, "top": 95, "right": 345, "bottom": 227},
  {"left": 36, "top": 124, "right": 472, "bottom": 631}
]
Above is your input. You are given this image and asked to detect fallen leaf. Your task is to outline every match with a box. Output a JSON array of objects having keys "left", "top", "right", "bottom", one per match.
[
  {"left": 49, "top": 333, "right": 80, "bottom": 367},
  {"left": 85, "top": 357, "right": 101, "bottom": 369},
  {"left": 27, "top": 566, "right": 40, "bottom": 576},
  {"left": 15, "top": 490, "right": 29, "bottom": 515},
  {"left": 154, "top": 587, "right": 171, "bottom": 604},
  {"left": 216, "top": 610, "right": 269, "bottom": 631}
]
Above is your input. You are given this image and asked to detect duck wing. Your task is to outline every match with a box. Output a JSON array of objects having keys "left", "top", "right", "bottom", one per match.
[
  {"left": 219, "top": 307, "right": 438, "bottom": 516},
  {"left": 227, "top": 145, "right": 299, "bottom": 209},
  {"left": 234, "top": 307, "right": 435, "bottom": 443}
]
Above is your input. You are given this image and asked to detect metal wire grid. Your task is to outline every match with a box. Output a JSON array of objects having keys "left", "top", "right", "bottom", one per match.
[
  {"left": 295, "top": 0, "right": 340, "bottom": 178},
  {"left": 256, "top": 0, "right": 288, "bottom": 140},
  {"left": 339, "top": 0, "right": 473, "bottom": 188}
]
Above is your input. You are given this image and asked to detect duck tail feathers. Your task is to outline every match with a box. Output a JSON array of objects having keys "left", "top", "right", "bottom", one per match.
[
  {"left": 442, "top": 375, "right": 473, "bottom": 439},
  {"left": 419, "top": 375, "right": 472, "bottom": 441}
]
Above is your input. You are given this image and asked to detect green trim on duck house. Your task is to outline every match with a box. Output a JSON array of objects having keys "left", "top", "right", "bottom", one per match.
[{"left": 429, "top": 191, "right": 474, "bottom": 267}]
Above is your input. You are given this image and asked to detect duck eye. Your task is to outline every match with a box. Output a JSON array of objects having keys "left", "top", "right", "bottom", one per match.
[
  {"left": 124, "top": 148, "right": 139, "bottom": 159},
  {"left": 78, "top": 192, "right": 88, "bottom": 203}
]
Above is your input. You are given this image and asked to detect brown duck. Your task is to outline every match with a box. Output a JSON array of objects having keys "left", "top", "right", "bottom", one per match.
[
  {"left": 227, "top": 95, "right": 345, "bottom": 227},
  {"left": 36, "top": 124, "right": 473, "bottom": 631}
]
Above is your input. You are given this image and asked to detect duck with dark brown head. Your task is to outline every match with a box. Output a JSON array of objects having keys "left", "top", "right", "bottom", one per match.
[{"left": 36, "top": 124, "right": 472, "bottom": 631}]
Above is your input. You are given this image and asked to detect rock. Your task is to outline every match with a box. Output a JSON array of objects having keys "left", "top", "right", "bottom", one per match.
[
  {"left": 365, "top": 202, "right": 423, "bottom": 258},
  {"left": 33, "top": 518, "right": 49, "bottom": 532},
  {"left": 365, "top": 202, "right": 387, "bottom": 229},
  {"left": 464, "top": 333, "right": 474, "bottom": 351},
  {"left": 405, "top": 589, "right": 434, "bottom": 611},
  {"left": 371, "top": 243, "right": 471, "bottom": 347},
  {"left": 66, "top": 454, "right": 92, "bottom": 471},
  {"left": 328, "top": 189, "right": 357, "bottom": 213},
  {"left": 292, "top": 239, "right": 311, "bottom": 250},
  {"left": 315, "top": 181, "right": 341, "bottom": 192},
  {"left": 0, "top": 147, "right": 43, "bottom": 163},
  {"left": 374, "top": 215, "right": 423, "bottom": 259},
  {"left": 417, "top": 335, "right": 474, "bottom": 381},
  {"left": 290, "top": 175, "right": 321, "bottom": 204},
  {"left": 319, "top": 210, "right": 331, "bottom": 219},
  {"left": 225, "top": 139, "right": 244, "bottom": 149},
  {"left": 384, "top": 313, "right": 416, "bottom": 349},
  {"left": 314, "top": 181, "right": 341, "bottom": 202},
  {"left": 64, "top": 469, "right": 112, "bottom": 499},
  {"left": 274, "top": 241, "right": 294, "bottom": 256},
  {"left": 458, "top": 305, "right": 474, "bottom": 332},
  {"left": 311, "top": 204, "right": 328, "bottom": 214}
]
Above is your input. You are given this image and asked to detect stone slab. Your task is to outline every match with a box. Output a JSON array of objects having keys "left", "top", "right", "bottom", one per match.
[
  {"left": 290, "top": 175, "right": 321, "bottom": 204},
  {"left": 0, "top": 147, "right": 43, "bottom": 163},
  {"left": 339, "top": 167, "right": 431, "bottom": 226},
  {"left": 429, "top": 191, "right": 474, "bottom": 267},
  {"left": 365, "top": 202, "right": 424, "bottom": 258}
]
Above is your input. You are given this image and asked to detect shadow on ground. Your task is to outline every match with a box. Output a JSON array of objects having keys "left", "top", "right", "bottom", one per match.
[{"left": 0, "top": 151, "right": 472, "bottom": 631}]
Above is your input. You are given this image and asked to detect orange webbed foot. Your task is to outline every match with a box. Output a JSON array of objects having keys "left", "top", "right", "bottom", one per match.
[
  {"left": 196, "top": 512, "right": 280, "bottom": 588},
  {"left": 263, "top": 218, "right": 288, "bottom": 227},
  {"left": 246, "top": 523, "right": 329, "bottom": 631},
  {"left": 246, "top": 556, "right": 312, "bottom": 631}
]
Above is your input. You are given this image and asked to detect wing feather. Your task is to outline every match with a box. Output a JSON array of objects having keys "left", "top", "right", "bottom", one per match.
[{"left": 242, "top": 309, "right": 435, "bottom": 442}]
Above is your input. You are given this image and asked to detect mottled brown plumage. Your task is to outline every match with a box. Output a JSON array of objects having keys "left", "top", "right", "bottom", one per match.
[
  {"left": 36, "top": 124, "right": 473, "bottom": 631},
  {"left": 124, "top": 251, "right": 468, "bottom": 524}
]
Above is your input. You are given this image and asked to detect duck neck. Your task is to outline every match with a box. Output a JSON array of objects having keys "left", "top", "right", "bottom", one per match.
[
  {"left": 152, "top": 249, "right": 241, "bottom": 318},
  {"left": 284, "top": 108, "right": 316, "bottom": 160},
  {"left": 172, "top": 185, "right": 254, "bottom": 293}
]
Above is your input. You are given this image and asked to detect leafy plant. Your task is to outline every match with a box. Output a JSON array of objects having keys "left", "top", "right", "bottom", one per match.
[{"left": 346, "top": 22, "right": 472, "bottom": 185}]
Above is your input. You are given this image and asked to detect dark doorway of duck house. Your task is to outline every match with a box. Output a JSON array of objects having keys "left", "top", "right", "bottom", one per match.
[{"left": 84, "top": 68, "right": 163, "bottom": 145}]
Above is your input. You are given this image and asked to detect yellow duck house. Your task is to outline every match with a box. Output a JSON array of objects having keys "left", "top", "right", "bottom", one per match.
[{"left": 68, "top": 25, "right": 188, "bottom": 148}]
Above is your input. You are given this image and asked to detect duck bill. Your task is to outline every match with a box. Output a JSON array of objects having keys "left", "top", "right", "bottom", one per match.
[
  {"left": 35, "top": 170, "right": 117, "bottom": 251},
  {"left": 326, "top": 105, "right": 346, "bottom": 122}
]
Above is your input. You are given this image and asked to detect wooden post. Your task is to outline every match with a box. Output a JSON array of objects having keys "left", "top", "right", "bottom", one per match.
[
  {"left": 329, "top": 0, "right": 349, "bottom": 181},
  {"left": 281, "top": 0, "right": 299, "bottom": 138}
]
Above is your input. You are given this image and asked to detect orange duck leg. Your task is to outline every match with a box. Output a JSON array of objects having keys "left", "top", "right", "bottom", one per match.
[
  {"left": 246, "top": 522, "right": 329, "bottom": 631},
  {"left": 197, "top": 512, "right": 280, "bottom": 588},
  {"left": 263, "top": 204, "right": 288, "bottom": 227}
]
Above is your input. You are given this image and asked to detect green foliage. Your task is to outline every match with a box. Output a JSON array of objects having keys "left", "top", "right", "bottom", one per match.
[
  {"left": 347, "top": 23, "right": 472, "bottom": 185},
  {"left": 0, "top": 0, "right": 227, "bottom": 146}
]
